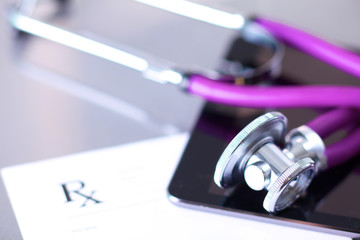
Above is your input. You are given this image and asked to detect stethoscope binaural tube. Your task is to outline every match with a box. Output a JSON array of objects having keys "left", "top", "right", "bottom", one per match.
[
  {"left": 325, "top": 127, "right": 360, "bottom": 168},
  {"left": 186, "top": 17, "right": 360, "bottom": 109},
  {"left": 187, "top": 74, "right": 360, "bottom": 108},
  {"left": 307, "top": 108, "right": 360, "bottom": 139},
  {"left": 254, "top": 18, "right": 360, "bottom": 80},
  {"left": 307, "top": 108, "right": 360, "bottom": 168}
]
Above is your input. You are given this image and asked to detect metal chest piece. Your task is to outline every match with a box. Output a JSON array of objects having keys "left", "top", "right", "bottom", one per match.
[{"left": 214, "top": 112, "right": 326, "bottom": 213}]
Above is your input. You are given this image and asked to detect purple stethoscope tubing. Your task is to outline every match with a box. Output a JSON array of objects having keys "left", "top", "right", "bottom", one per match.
[
  {"left": 307, "top": 108, "right": 360, "bottom": 168},
  {"left": 187, "top": 18, "right": 360, "bottom": 168},
  {"left": 257, "top": 18, "right": 360, "bottom": 168},
  {"left": 187, "top": 77, "right": 360, "bottom": 109},
  {"left": 189, "top": 75, "right": 360, "bottom": 167},
  {"left": 188, "top": 18, "right": 360, "bottom": 107},
  {"left": 255, "top": 18, "right": 360, "bottom": 80}
]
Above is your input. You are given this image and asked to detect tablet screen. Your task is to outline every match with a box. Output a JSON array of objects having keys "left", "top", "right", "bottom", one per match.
[
  {"left": 168, "top": 33, "right": 360, "bottom": 235},
  {"left": 168, "top": 103, "right": 360, "bottom": 234}
]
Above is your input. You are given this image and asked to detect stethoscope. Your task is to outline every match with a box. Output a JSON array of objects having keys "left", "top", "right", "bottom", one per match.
[{"left": 8, "top": 0, "right": 360, "bottom": 212}]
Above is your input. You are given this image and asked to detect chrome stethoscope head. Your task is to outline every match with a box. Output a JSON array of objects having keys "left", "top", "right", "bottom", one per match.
[{"left": 214, "top": 112, "right": 326, "bottom": 212}]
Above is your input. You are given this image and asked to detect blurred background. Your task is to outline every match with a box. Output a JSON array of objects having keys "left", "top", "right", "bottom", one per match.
[{"left": 0, "top": 0, "right": 359, "bottom": 239}]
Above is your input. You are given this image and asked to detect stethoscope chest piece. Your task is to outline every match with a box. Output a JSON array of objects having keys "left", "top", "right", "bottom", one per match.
[{"left": 214, "top": 112, "right": 324, "bottom": 212}]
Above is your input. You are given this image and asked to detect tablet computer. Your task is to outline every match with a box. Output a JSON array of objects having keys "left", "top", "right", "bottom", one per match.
[
  {"left": 168, "top": 102, "right": 360, "bottom": 238},
  {"left": 168, "top": 37, "right": 360, "bottom": 238}
]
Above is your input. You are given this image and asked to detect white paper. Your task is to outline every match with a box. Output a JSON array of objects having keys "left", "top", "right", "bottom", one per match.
[{"left": 2, "top": 134, "right": 349, "bottom": 240}]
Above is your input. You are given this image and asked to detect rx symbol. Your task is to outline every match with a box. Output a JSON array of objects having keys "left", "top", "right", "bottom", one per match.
[{"left": 61, "top": 181, "right": 103, "bottom": 207}]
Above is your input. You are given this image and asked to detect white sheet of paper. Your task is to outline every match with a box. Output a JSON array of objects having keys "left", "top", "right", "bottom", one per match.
[{"left": 1, "top": 134, "right": 349, "bottom": 240}]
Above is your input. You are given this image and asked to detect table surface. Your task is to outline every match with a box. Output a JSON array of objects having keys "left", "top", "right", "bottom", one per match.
[{"left": 0, "top": 1, "right": 359, "bottom": 239}]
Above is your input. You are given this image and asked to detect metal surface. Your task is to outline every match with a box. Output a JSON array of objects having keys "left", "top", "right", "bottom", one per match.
[
  {"left": 9, "top": 10, "right": 185, "bottom": 85},
  {"left": 285, "top": 125, "right": 327, "bottom": 171},
  {"left": 263, "top": 157, "right": 315, "bottom": 212},
  {"left": 1, "top": 0, "right": 360, "bottom": 239},
  {"left": 8, "top": 5, "right": 284, "bottom": 85},
  {"left": 214, "top": 112, "right": 287, "bottom": 188},
  {"left": 244, "top": 158, "right": 271, "bottom": 191},
  {"left": 215, "top": 112, "right": 326, "bottom": 212}
]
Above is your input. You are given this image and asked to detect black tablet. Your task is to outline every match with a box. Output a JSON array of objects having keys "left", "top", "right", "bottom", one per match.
[
  {"left": 167, "top": 35, "right": 360, "bottom": 238},
  {"left": 168, "top": 103, "right": 360, "bottom": 238}
]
